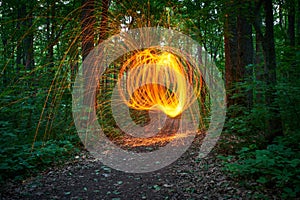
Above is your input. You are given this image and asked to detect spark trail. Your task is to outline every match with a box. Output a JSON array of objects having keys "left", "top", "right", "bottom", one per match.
[{"left": 117, "top": 48, "right": 202, "bottom": 118}]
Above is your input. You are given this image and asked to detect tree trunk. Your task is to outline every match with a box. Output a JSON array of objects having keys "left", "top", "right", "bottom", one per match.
[
  {"left": 81, "top": 0, "right": 95, "bottom": 61},
  {"left": 81, "top": 0, "right": 95, "bottom": 130},
  {"left": 70, "top": 38, "right": 79, "bottom": 85},
  {"left": 224, "top": 3, "right": 238, "bottom": 107},
  {"left": 16, "top": 5, "right": 24, "bottom": 73},
  {"left": 297, "top": 0, "right": 300, "bottom": 46},
  {"left": 197, "top": 46, "right": 207, "bottom": 118},
  {"left": 98, "top": 0, "right": 110, "bottom": 44},
  {"left": 237, "top": 1, "right": 254, "bottom": 108},
  {"left": 1, "top": 37, "right": 8, "bottom": 86},
  {"left": 22, "top": 4, "right": 35, "bottom": 129},
  {"left": 24, "top": 9, "right": 34, "bottom": 71},
  {"left": 288, "top": 0, "right": 296, "bottom": 47},
  {"left": 255, "top": 13, "right": 264, "bottom": 104},
  {"left": 225, "top": 1, "right": 254, "bottom": 108},
  {"left": 47, "top": 0, "right": 55, "bottom": 70},
  {"left": 263, "top": 0, "right": 283, "bottom": 142},
  {"left": 287, "top": 0, "right": 297, "bottom": 80}
]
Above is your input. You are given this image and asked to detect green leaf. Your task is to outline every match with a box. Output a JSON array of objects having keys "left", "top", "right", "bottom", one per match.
[
  {"left": 257, "top": 176, "right": 268, "bottom": 184},
  {"left": 153, "top": 185, "right": 161, "bottom": 191},
  {"left": 290, "top": 159, "right": 300, "bottom": 168}
]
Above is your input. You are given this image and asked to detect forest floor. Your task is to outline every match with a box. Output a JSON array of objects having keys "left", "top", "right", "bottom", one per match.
[{"left": 1, "top": 134, "right": 276, "bottom": 200}]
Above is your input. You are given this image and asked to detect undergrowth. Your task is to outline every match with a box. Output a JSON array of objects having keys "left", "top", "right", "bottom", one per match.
[
  {"left": 219, "top": 132, "right": 300, "bottom": 199},
  {"left": 218, "top": 75, "right": 300, "bottom": 199},
  {"left": 0, "top": 132, "right": 81, "bottom": 185}
]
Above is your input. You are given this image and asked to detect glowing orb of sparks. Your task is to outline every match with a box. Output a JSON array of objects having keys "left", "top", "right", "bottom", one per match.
[
  {"left": 72, "top": 27, "right": 226, "bottom": 173},
  {"left": 118, "top": 48, "right": 202, "bottom": 118}
]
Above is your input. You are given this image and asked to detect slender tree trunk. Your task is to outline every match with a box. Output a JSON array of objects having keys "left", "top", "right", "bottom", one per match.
[
  {"left": 16, "top": 6, "right": 23, "bottom": 73},
  {"left": 255, "top": 13, "right": 264, "bottom": 104},
  {"left": 47, "top": 0, "right": 55, "bottom": 70},
  {"left": 279, "top": 0, "right": 284, "bottom": 32},
  {"left": 263, "top": 0, "right": 283, "bottom": 142},
  {"left": 22, "top": 5, "right": 35, "bottom": 129},
  {"left": 1, "top": 37, "right": 8, "bottom": 86},
  {"left": 70, "top": 39, "right": 79, "bottom": 85},
  {"left": 288, "top": 0, "right": 296, "bottom": 47},
  {"left": 224, "top": 3, "right": 238, "bottom": 107},
  {"left": 287, "top": 0, "right": 298, "bottom": 81},
  {"left": 197, "top": 46, "right": 207, "bottom": 118},
  {"left": 297, "top": 0, "right": 300, "bottom": 46},
  {"left": 24, "top": 10, "right": 34, "bottom": 71}
]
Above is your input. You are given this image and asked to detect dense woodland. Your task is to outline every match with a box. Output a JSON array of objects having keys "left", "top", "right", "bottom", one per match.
[{"left": 0, "top": 0, "right": 299, "bottom": 199}]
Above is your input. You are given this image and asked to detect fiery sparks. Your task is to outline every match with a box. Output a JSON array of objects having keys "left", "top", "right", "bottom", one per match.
[{"left": 117, "top": 48, "right": 202, "bottom": 118}]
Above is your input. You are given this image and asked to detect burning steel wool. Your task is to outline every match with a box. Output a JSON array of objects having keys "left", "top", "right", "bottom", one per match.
[
  {"left": 73, "top": 27, "right": 225, "bottom": 172},
  {"left": 117, "top": 48, "right": 202, "bottom": 118}
]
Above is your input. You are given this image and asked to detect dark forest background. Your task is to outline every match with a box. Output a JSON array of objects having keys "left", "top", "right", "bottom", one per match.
[{"left": 0, "top": 0, "right": 299, "bottom": 198}]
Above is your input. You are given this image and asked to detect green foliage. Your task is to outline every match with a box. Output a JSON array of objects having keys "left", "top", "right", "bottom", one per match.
[
  {"left": 0, "top": 84, "right": 81, "bottom": 183},
  {"left": 219, "top": 38, "right": 300, "bottom": 197},
  {"left": 0, "top": 134, "right": 80, "bottom": 184},
  {"left": 220, "top": 79, "right": 268, "bottom": 153},
  {"left": 219, "top": 132, "right": 300, "bottom": 199}
]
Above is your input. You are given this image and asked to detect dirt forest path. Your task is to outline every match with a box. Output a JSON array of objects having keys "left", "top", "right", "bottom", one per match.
[{"left": 2, "top": 136, "right": 273, "bottom": 200}]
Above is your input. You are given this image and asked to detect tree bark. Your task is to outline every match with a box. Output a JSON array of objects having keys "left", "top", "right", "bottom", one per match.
[
  {"left": 16, "top": 5, "right": 24, "bottom": 73},
  {"left": 225, "top": 0, "right": 254, "bottom": 108},
  {"left": 47, "top": 0, "right": 55, "bottom": 70},
  {"left": 224, "top": 2, "right": 238, "bottom": 107},
  {"left": 254, "top": 12, "right": 264, "bottom": 104},
  {"left": 24, "top": 8, "right": 34, "bottom": 71},
  {"left": 81, "top": 0, "right": 96, "bottom": 133},
  {"left": 81, "top": 0, "right": 95, "bottom": 61},
  {"left": 263, "top": 0, "right": 283, "bottom": 142},
  {"left": 237, "top": 1, "right": 254, "bottom": 108},
  {"left": 288, "top": 0, "right": 296, "bottom": 47},
  {"left": 98, "top": 0, "right": 110, "bottom": 44}
]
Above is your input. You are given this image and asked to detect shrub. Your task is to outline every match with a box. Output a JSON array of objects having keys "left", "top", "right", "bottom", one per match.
[{"left": 219, "top": 132, "right": 300, "bottom": 199}]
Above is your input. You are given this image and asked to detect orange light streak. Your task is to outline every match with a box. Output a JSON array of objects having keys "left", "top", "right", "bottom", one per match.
[{"left": 118, "top": 48, "right": 202, "bottom": 118}]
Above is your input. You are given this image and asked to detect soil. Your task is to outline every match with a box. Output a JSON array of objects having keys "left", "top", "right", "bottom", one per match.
[{"left": 1, "top": 135, "right": 276, "bottom": 200}]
